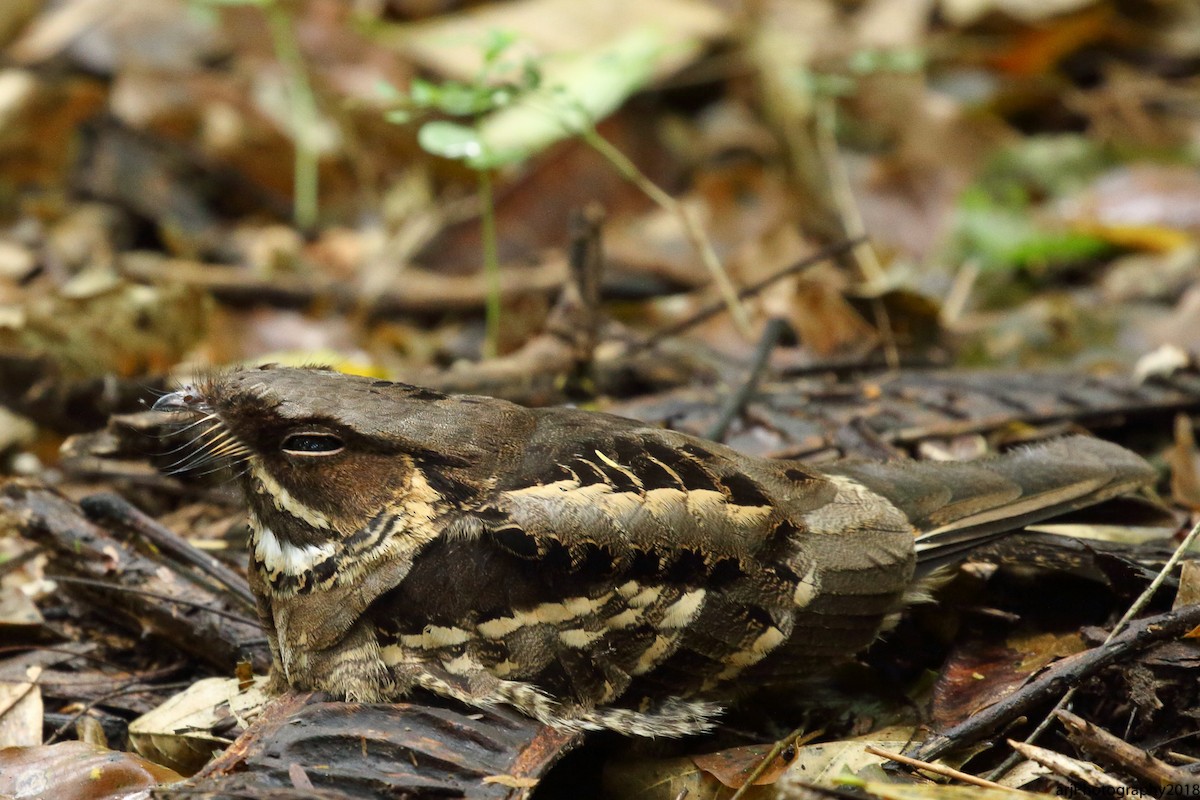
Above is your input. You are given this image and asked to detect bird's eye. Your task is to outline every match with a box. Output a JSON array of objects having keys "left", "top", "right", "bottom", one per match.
[{"left": 281, "top": 433, "right": 344, "bottom": 456}]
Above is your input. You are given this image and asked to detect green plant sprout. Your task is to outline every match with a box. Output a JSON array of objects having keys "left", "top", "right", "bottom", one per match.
[
  {"left": 191, "top": 0, "right": 321, "bottom": 231},
  {"left": 381, "top": 30, "right": 541, "bottom": 359},
  {"left": 476, "top": 28, "right": 751, "bottom": 336},
  {"left": 384, "top": 27, "right": 754, "bottom": 354}
]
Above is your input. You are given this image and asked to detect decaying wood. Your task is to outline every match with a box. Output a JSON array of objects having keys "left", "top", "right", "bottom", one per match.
[
  {"left": 0, "top": 480, "right": 266, "bottom": 673},
  {"left": 119, "top": 251, "right": 570, "bottom": 316},
  {"left": 1056, "top": 709, "right": 1194, "bottom": 789},
  {"left": 80, "top": 492, "right": 255, "bottom": 611},
  {"left": 610, "top": 367, "right": 1200, "bottom": 457},
  {"left": 1007, "top": 738, "right": 1134, "bottom": 792},
  {"left": 0, "top": 353, "right": 168, "bottom": 433},
  {"left": 162, "top": 691, "right": 579, "bottom": 800}
]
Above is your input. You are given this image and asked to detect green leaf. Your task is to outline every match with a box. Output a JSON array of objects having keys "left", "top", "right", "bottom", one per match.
[
  {"left": 470, "top": 26, "right": 666, "bottom": 168},
  {"left": 434, "top": 82, "right": 494, "bottom": 116},
  {"left": 374, "top": 80, "right": 406, "bottom": 103},
  {"left": 408, "top": 78, "right": 440, "bottom": 108},
  {"left": 977, "top": 134, "right": 1109, "bottom": 199},
  {"left": 954, "top": 190, "right": 1112, "bottom": 272},
  {"left": 482, "top": 29, "right": 517, "bottom": 65},
  {"left": 418, "top": 121, "right": 486, "bottom": 162},
  {"left": 848, "top": 47, "right": 926, "bottom": 74},
  {"left": 522, "top": 60, "right": 542, "bottom": 91}
]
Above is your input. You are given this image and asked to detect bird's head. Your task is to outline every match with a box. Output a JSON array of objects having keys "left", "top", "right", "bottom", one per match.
[{"left": 153, "top": 365, "right": 515, "bottom": 544}]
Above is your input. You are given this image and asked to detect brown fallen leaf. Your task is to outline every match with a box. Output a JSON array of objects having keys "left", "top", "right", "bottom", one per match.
[
  {"left": 932, "top": 629, "right": 1087, "bottom": 728},
  {"left": 0, "top": 740, "right": 183, "bottom": 800},
  {"left": 692, "top": 741, "right": 797, "bottom": 789},
  {"left": 1168, "top": 412, "right": 1200, "bottom": 509}
]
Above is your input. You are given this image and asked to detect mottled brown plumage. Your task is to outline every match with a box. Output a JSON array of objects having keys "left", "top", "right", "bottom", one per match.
[{"left": 153, "top": 365, "right": 1156, "bottom": 736}]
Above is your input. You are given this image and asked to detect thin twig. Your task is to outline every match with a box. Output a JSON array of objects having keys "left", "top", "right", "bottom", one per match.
[
  {"left": 1056, "top": 709, "right": 1195, "bottom": 788},
  {"left": 44, "top": 677, "right": 193, "bottom": 745},
  {"left": 265, "top": 3, "right": 320, "bottom": 230},
  {"left": 813, "top": 97, "right": 882, "bottom": 286},
  {"left": 576, "top": 126, "right": 753, "bottom": 338},
  {"left": 547, "top": 204, "right": 605, "bottom": 369},
  {"left": 80, "top": 493, "right": 256, "bottom": 611},
  {"left": 987, "top": 516, "right": 1200, "bottom": 781},
  {"left": 909, "top": 600, "right": 1200, "bottom": 764},
  {"left": 707, "top": 317, "right": 788, "bottom": 442},
  {"left": 0, "top": 545, "right": 43, "bottom": 578},
  {"left": 941, "top": 259, "right": 980, "bottom": 327},
  {"left": 47, "top": 575, "right": 262, "bottom": 629},
  {"left": 814, "top": 96, "right": 898, "bottom": 369},
  {"left": 868, "top": 296, "right": 901, "bottom": 372},
  {"left": 645, "top": 237, "right": 861, "bottom": 346},
  {"left": 479, "top": 168, "right": 502, "bottom": 359},
  {"left": 729, "top": 724, "right": 809, "bottom": 800},
  {"left": 865, "top": 745, "right": 1012, "bottom": 790}
]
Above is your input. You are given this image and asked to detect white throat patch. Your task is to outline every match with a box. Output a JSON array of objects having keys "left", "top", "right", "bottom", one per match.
[{"left": 253, "top": 524, "right": 337, "bottom": 577}]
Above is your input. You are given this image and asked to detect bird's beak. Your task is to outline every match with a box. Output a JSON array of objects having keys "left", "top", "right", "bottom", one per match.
[{"left": 153, "top": 388, "right": 203, "bottom": 413}]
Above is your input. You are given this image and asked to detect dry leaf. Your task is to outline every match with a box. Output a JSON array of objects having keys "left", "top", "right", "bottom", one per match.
[
  {"left": 482, "top": 774, "right": 540, "bottom": 788},
  {"left": 0, "top": 740, "right": 182, "bottom": 800},
  {"left": 1168, "top": 413, "right": 1200, "bottom": 509}
]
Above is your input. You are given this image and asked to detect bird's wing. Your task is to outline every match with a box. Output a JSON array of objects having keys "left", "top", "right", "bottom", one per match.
[{"left": 370, "top": 413, "right": 916, "bottom": 734}]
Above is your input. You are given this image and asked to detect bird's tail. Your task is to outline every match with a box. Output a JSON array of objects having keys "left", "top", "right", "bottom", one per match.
[{"left": 820, "top": 436, "right": 1158, "bottom": 574}]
